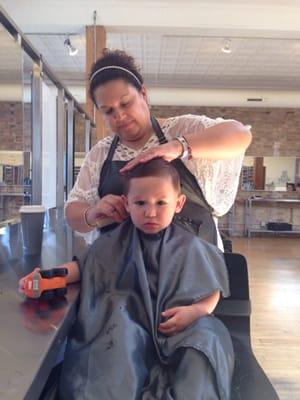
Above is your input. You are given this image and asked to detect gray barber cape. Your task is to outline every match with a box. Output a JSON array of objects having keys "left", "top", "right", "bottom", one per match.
[{"left": 59, "top": 220, "right": 234, "bottom": 400}]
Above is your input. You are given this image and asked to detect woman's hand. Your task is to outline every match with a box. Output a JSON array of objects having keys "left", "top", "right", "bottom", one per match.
[
  {"left": 120, "top": 140, "right": 183, "bottom": 174},
  {"left": 86, "top": 194, "right": 128, "bottom": 225},
  {"left": 18, "top": 275, "right": 27, "bottom": 295},
  {"left": 19, "top": 276, "right": 26, "bottom": 294},
  {"left": 158, "top": 305, "right": 201, "bottom": 336}
]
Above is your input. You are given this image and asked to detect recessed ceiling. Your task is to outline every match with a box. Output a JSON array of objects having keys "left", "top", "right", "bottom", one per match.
[
  {"left": 2, "top": 0, "right": 300, "bottom": 92},
  {"left": 0, "top": 28, "right": 23, "bottom": 83},
  {"left": 24, "top": 33, "right": 300, "bottom": 90}
]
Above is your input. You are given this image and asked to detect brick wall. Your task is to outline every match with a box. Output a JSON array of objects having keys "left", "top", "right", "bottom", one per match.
[
  {"left": 0, "top": 102, "right": 23, "bottom": 151},
  {"left": 0, "top": 102, "right": 31, "bottom": 220},
  {"left": 69, "top": 104, "right": 300, "bottom": 157},
  {"left": 74, "top": 112, "right": 86, "bottom": 152},
  {"left": 2, "top": 101, "right": 299, "bottom": 156},
  {"left": 151, "top": 105, "right": 300, "bottom": 156},
  {"left": 2, "top": 101, "right": 299, "bottom": 232},
  {"left": 151, "top": 105, "right": 300, "bottom": 236},
  {"left": 0, "top": 102, "right": 31, "bottom": 152}
]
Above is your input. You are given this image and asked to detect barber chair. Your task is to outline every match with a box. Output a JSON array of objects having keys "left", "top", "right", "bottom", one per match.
[
  {"left": 40, "top": 253, "right": 279, "bottom": 400},
  {"left": 215, "top": 253, "right": 279, "bottom": 399}
]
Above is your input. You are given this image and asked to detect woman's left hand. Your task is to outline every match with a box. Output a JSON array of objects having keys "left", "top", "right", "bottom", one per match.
[{"left": 119, "top": 140, "right": 183, "bottom": 174}]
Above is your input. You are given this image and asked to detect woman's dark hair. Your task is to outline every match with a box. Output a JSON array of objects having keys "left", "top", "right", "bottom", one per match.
[
  {"left": 89, "top": 49, "right": 144, "bottom": 106},
  {"left": 123, "top": 158, "right": 181, "bottom": 195}
]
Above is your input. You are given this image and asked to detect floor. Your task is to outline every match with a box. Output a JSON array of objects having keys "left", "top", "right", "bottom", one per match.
[{"left": 232, "top": 237, "right": 300, "bottom": 400}]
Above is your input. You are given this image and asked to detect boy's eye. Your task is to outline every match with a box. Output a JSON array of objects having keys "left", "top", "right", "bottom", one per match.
[
  {"left": 105, "top": 108, "right": 113, "bottom": 115},
  {"left": 135, "top": 200, "right": 145, "bottom": 206},
  {"left": 157, "top": 200, "right": 167, "bottom": 206}
]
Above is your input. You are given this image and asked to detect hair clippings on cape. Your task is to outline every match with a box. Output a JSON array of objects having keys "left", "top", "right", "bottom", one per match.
[{"left": 90, "top": 66, "right": 142, "bottom": 86}]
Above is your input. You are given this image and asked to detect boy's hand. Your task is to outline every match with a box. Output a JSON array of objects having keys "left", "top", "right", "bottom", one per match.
[
  {"left": 158, "top": 292, "right": 220, "bottom": 336},
  {"left": 158, "top": 305, "right": 201, "bottom": 336}
]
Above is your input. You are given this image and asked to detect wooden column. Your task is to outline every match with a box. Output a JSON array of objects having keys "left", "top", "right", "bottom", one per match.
[
  {"left": 253, "top": 157, "right": 266, "bottom": 190},
  {"left": 86, "top": 25, "right": 107, "bottom": 139}
]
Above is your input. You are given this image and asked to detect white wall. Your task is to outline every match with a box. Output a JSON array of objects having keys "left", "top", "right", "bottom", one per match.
[
  {"left": 4, "top": 1, "right": 300, "bottom": 39},
  {"left": 2, "top": 83, "right": 300, "bottom": 108},
  {"left": 264, "top": 156, "right": 296, "bottom": 185},
  {"left": 42, "top": 82, "right": 57, "bottom": 209},
  {"left": 69, "top": 85, "right": 300, "bottom": 108}
]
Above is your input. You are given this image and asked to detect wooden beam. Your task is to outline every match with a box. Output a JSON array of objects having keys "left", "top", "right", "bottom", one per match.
[
  {"left": 253, "top": 157, "right": 265, "bottom": 190},
  {"left": 85, "top": 25, "right": 107, "bottom": 140}
]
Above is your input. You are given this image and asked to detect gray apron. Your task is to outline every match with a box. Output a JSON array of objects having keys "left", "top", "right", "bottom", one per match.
[{"left": 98, "top": 116, "right": 218, "bottom": 245}]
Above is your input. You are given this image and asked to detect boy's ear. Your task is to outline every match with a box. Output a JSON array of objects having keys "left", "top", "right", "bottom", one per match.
[
  {"left": 175, "top": 194, "right": 186, "bottom": 213},
  {"left": 121, "top": 194, "right": 130, "bottom": 212}
]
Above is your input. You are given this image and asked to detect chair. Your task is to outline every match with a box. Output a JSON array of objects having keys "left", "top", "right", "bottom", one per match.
[
  {"left": 215, "top": 253, "right": 280, "bottom": 400},
  {"left": 40, "top": 252, "right": 280, "bottom": 400}
]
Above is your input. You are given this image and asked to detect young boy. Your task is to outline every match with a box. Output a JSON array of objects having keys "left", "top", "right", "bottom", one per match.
[{"left": 20, "top": 158, "right": 234, "bottom": 399}]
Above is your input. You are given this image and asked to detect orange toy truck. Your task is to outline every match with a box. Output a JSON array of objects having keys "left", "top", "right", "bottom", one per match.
[{"left": 23, "top": 267, "right": 68, "bottom": 299}]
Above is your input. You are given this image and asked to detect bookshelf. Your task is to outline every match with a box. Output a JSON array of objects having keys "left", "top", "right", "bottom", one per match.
[{"left": 0, "top": 152, "right": 31, "bottom": 222}]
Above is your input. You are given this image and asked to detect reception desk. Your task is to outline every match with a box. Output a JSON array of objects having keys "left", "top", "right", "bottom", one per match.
[{"left": 0, "top": 216, "right": 87, "bottom": 400}]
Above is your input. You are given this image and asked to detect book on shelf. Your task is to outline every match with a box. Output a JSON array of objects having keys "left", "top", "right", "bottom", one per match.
[
  {"left": 1, "top": 165, "right": 24, "bottom": 185},
  {"left": 240, "top": 166, "right": 254, "bottom": 190}
]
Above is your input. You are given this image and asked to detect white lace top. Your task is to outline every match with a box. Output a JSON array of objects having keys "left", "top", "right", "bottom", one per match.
[{"left": 67, "top": 114, "right": 245, "bottom": 248}]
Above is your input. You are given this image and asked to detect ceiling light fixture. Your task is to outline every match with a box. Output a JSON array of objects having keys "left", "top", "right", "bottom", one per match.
[
  {"left": 221, "top": 39, "right": 231, "bottom": 54},
  {"left": 64, "top": 37, "right": 78, "bottom": 56}
]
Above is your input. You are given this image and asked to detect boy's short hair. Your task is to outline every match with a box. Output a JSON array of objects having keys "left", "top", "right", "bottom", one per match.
[{"left": 123, "top": 158, "right": 181, "bottom": 194}]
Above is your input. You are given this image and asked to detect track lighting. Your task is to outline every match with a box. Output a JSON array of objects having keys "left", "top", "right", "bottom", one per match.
[
  {"left": 221, "top": 39, "right": 231, "bottom": 54},
  {"left": 64, "top": 37, "right": 78, "bottom": 56}
]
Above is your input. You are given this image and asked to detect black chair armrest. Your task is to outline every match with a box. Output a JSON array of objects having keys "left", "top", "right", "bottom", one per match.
[{"left": 214, "top": 299, "right": 251, "bottom": 317}]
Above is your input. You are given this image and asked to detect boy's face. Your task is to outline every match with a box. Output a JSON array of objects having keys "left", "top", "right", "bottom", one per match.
[{"left": 123, "top": 176, "right": 186, "bottom": 234}]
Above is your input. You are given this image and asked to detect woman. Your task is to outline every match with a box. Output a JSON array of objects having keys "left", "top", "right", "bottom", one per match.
[{"left": 66, "top": 49, "right": 252, "bottom": 248}]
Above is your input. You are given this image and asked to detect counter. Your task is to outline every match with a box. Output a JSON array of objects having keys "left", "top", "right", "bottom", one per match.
[{"left": 0, "top": 216, "right": 87, "bottom": 400}]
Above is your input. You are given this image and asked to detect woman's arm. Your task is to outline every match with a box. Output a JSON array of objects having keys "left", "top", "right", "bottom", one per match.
[
  {"left": 65, "top": 261, "right": 81, "bottom": 284},
  {"left": 65, "top": 196, "right": 128, "bottom": 233},
  {"left": 158, "top": 291, "right": 220, "bottom": 336},
  {"left": 65, "top": 201, "right": 95, "bottom": 233},
  {"left": 183, "top": 121, "right": 252, "bottom": 159},
  {"left": 120, "top": 121, "right": 252, "bottom": 173},
  {"left": 18, "top": 261, "right": 81, "bottom": 295},
  {"left": 65, "top": 143, "right": 127, "bottom": 233}
]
